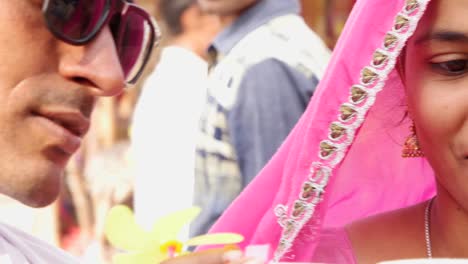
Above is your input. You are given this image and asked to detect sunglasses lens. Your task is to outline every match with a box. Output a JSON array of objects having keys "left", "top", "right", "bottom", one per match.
[
  {"left": 44, "top": 1, "right": 158, "bottom": 84},
  {"left": 44, "top": 0, "right": 108, "bottom": 41},
  {"left": 115, "top": 10, "right": 156, "bottom": 84}
]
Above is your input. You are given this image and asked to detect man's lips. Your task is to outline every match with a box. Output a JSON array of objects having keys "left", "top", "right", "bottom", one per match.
[
  {"left": 31, "top": 108, "right": 90, "bottom": 156},
  {"left": 32, "top": 109, "right": 90, "bottom": 138}
]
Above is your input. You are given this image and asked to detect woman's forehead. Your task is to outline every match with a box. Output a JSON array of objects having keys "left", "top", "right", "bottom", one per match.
[{"left": 414, "top": 0, "right": 468, "bottom": 39}]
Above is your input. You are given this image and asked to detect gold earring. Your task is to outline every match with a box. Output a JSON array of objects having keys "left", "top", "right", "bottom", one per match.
[{"left": 402, "top": 123, "right": 424, "bottom": 158}]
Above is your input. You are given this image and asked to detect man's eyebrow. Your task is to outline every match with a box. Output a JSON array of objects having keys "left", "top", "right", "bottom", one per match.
[{"left": 415, "top": 30, "right": 468, "bottom": 45}]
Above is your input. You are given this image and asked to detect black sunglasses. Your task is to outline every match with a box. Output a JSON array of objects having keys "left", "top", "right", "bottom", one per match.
[{"left": 42, "top": 0, "right": 161, "bottom": 85}]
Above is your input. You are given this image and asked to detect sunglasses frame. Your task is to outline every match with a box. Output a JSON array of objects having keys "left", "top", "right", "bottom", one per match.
[{"left": 42, "top": 0, "right": 161, "bottom": 85}]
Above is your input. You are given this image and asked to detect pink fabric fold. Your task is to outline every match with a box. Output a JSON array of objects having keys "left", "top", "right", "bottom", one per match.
[{"left": 209, "top": 0, "right": 436, "bottom": 262}]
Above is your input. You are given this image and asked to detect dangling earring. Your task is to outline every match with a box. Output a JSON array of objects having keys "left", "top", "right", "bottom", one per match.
[{"left": 402, "top": 123, "right": 424, "bottom": 158}]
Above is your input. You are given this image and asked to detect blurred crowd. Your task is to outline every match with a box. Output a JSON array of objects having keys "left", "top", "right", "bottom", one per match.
[{"left": 0, "top": 0, "right": 354, "bottom": 263}]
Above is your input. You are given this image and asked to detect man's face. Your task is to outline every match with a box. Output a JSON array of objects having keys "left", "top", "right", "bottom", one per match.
[
  {"left": 197, "top": 0, "right": 258, "bottom": 16},
  {"left": 0, "top": 1, "right": 125, "bottom": 207}
]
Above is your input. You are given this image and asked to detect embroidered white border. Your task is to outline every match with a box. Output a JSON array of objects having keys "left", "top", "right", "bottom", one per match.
[{"left": 272, "top": 0, "right": 431, "bottom": 261}]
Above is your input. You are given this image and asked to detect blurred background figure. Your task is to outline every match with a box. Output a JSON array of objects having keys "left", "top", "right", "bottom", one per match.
[
  {"left": 130, "top": 0, "right": 221, "bottom": 239},
  {"left": 191, "top": 0, "right": 331, "bottom": 237}
]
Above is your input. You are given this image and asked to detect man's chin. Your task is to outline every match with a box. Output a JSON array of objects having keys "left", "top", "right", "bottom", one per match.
[
  {"left": 21, "top": 189, "right": 60, "bottom": 208},
  {"left": 10, "top": 172, "right": 63, "bottom": 208}
]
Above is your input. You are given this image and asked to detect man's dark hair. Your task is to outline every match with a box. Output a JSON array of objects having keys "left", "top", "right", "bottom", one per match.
[{"left": 158, "top": 0, "right": 196, "bottom": 35}]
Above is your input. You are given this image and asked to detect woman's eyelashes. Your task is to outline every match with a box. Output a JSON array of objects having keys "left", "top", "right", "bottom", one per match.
[{"left": 431, "top": 59, "right": 468, "bottom": 76}]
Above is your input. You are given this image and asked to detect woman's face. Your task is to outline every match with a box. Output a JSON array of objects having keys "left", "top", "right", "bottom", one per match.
[{"left": 405, "top": 0, "right": 468, "bottom": 205}]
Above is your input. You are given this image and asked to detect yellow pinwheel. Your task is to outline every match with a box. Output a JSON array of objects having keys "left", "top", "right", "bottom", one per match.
[{"left": 104, "top": 205, "right": 244, "bottom": 264}]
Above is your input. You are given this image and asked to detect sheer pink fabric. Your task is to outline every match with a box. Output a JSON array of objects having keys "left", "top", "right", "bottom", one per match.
[
  {"left": 311, "top": 228, "right": 356, "bottom": 263},
  {"left": 208, "top": 0, "right": 437, "bottom": 262}
]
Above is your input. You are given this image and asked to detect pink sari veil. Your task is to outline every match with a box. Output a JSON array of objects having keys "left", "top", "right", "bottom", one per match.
[{"left": 209, "top": 0, "right": 436, "bottom": 262}]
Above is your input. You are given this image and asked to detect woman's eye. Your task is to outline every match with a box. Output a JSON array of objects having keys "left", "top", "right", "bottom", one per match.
[{"left": 431, "top": 60, "right": 468, "bottom": 76}]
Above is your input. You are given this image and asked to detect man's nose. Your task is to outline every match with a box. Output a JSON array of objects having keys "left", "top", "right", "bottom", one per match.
[{"left": 57, "top": 26, "right": 126, "bottom": 97}]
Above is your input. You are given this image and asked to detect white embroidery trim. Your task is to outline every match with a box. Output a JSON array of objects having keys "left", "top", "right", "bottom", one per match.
[{"left": 273, "top": 0, "right": 431, "bottom": 261}]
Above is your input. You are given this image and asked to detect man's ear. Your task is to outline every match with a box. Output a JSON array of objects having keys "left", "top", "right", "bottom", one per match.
[{"left": 180, "top": 4, "right": 200, "bottom": 33}]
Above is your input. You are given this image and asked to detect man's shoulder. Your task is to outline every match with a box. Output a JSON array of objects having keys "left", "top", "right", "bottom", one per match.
[
  {"left": 234, "top": 14, "right": 328, "bottom": 53},
  {"left": 0, "top": 222, "right": 79, "bottom": 263},
  {"left": 220, "top": 14, "right": 330, "bottom": 79}
]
